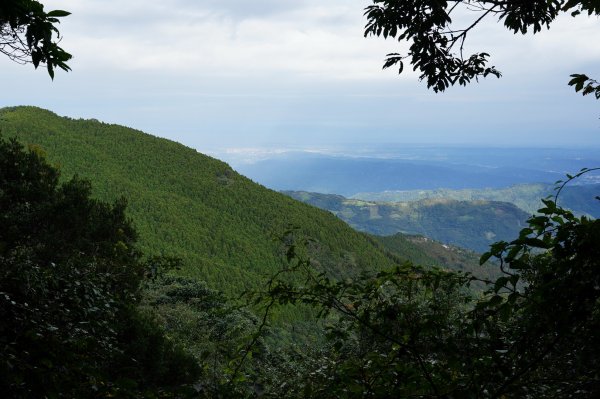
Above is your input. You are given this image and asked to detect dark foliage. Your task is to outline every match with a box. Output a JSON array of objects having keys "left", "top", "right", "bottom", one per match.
[
  {"left": 0, "top": 0, "right": 71, "bottom": 78},
  {"left": 365, "top": 0, "right": 600, "bottom": 92},
  {"left": 0, "top": 137, "right": 199, "bottom": 397},
  {"left": 254, "top": 174, "right": 600, "bottom": 397}
]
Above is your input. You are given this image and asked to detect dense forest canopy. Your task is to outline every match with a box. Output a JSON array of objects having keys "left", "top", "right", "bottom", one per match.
[
  {"left": 0, "top": 106, "right": 408, "bottom": 297},
  {"left": 1, "top": 0, "right": 600, "bottom": 398},
  {"left": 0, "top": 138, "right": 201, "bottom": 396},
  {"left": 1, "top": 109, "right": 599, "bottom": 398}
]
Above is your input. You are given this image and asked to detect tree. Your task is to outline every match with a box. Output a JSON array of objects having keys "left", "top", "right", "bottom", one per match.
[
  {"left": 364, "top": 0, "right": 600, "bottom": 94},
  {"left": 253, "top": 176, "right": 600, "bottom": 397},
  {"left": 474, "top": 169, "right": 600, "bottom": 397},
  {"left": 0, "top": 0, "right": 71, "bottom": 78},
  {"left": 0, "top": 137, "right": 200, "bottom": 397}
]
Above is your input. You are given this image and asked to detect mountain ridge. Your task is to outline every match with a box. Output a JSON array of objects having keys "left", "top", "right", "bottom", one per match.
[
  {"left": 352, "top": 183, "right": 600, "bottom": 217},
  {"left": 0, "top": 106, "right": 490, "bottom": 295},
  {"left": 284, "top": 190, "right": 530, "bottom": 253}
]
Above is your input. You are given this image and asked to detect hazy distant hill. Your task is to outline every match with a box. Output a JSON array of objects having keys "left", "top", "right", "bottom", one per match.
[
  {"left": 0, "top": 106, "right": 492, "bottom": 296},
  {"left": 235, "top": 153, "right": 565, "bottom": 196},
  {"left": 353, "top": 184, "right": 600, "bottom": 217},
  {"left": 284, "top": 191, "right": 530, "bottom": 253}
]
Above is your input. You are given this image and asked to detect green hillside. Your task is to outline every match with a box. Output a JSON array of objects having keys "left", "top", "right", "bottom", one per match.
[
  {"left": 375, "top": 234, "right": 498, "bottom": 284},
  {"left": 376, "top": 234, "right": 481, "bottom": 273},
  {"left": 284, "top": 191, "right": 530, "bottom": 252},
  {"left": 4, "top": 107, "right": 593, "bottom": 398},
  {"left": 0, "top": 106, "right": 397, "bottom": 293},
  {"left": 0, "top": 106, "right": 485, "bottom": 297}
]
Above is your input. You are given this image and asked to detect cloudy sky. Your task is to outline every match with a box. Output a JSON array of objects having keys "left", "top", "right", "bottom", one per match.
[{"left": 1, "top": 0, "right": 600, "bottom": 155}]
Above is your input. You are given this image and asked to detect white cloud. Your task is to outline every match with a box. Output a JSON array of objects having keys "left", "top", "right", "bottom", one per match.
[
  {"left": 2, "top": 1, "right": 599, "bottom": 149},
  {"left": 45, "top": 0, "right": 600, "bottom": 82},
  {"left": 45, "top": 0, "right": 401, "bottom": 79}
]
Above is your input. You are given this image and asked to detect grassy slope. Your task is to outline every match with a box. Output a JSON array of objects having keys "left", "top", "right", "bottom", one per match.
[
  {"left": 284, "top": 191, "right": 530, "bottom": 253},
  {"left": 2, "top": 106, "right": 478, "bottom": 297}
]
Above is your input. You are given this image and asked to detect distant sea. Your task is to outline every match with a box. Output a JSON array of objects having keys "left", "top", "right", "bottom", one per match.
[{"left": 213, "top": 145, "right": 600, "bottom": 196}]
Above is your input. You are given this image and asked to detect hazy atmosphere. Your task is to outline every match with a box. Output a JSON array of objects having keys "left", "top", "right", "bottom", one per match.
[{"left": 2, "top": 0, "right": 600, "bottom": 153}]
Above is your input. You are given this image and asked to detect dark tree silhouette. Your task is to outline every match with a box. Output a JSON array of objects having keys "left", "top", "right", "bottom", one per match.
[
  {"left": 0, "top": 0, "right": 71, "bottom": 78},
  {"left": 364, "top": 0, "right": 600, "bottom": 95}
]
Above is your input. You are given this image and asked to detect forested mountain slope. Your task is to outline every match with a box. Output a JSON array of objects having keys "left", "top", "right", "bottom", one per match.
[
  {"left": 0, "top": 106, "right": 391, "bottom": 293},
  {"left": 0, "top": 106, "right": 488, "bottom": 295},
  {"left": 284, "top": 191, "right": 530, "bottom": 253},
  {"left": 373, "top": 233, "right": 493, "bottom": 280}
]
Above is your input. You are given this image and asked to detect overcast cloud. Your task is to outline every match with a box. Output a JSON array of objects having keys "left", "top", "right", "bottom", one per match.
[{"left": 1, "top": 0, "right": 599, "bottom": 153}]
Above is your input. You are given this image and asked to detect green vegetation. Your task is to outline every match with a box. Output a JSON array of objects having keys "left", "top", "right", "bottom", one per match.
[
  {"left": 1, "top": 106, "right": 505, "bottom": 294},
  {"left": 0, "top": 106, "right": 408, "bottom": 297},
  {"left": 0, "top": 138, "right": 200, "bottom": 397},
  {"left": 2, "top": 110, "right": 599, "bottom": 397},
  {"left": 3, "top": 1, "right": 599, "bottom": 397},
  {"left": 255, "top": 181, "right": 600, "bottom": 398},
  {"left": 375, "top": 233, "right": 498, "bottom": 283},
  {"left": 0, "top": 136, "right": 327, "bottom": 397},
  {"left": 285, "top": 191, "right": 530, "bottom": 253}
]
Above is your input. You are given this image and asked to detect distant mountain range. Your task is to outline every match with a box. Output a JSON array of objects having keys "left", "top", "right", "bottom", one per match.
[
  {"left": 283, "top": 191, "right": 531, "bottom": 253},
  {"left": 353, "top": 184, "right": 600, "bottom": 218}
]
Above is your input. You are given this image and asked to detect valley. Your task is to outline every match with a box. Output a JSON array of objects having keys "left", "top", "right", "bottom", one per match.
[
  {"left": 1, "top": 106, "right": 598, "bottom": 398},
  {"left": 284, "top": 191, "right": 530, "bottom": 253}
]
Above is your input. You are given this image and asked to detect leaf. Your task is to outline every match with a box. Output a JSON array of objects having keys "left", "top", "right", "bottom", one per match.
[
  {"left": 499, "top": 303, "right": 512, "bottom": 322},
  {"left": 519, "top": 228, "right": 533, "bottom": 238},
  {"left": 488, "top": 295, "right": 503, "bottom": 307},
  {"left": 509, "top": 274, "right": 520, "bottom": 287},
  {"left": 47, "top": 10, "right": 71, "bottom": 17},
  {"left": 494, "top": 277, "right": 510, "bottom": 292},
  {"left": 506, "top": 245, "right": 522, "bottom": 262},
  {"left": 479, "top": 252, "right": 492, "bottom": 266}
]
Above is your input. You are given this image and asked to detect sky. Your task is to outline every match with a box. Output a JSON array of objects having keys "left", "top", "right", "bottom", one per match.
[{"left": 1, "top": 0, "right": 600, "bottom": 156}]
